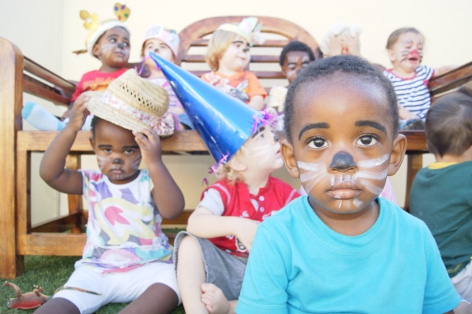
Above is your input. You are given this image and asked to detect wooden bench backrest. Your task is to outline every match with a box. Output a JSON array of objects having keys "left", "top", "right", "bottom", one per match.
[{"left": 176, "top": 16, "right": 321, "bottom": 90}]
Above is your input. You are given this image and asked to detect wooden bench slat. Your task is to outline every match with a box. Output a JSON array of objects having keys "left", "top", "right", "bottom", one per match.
[{"left": 24, "top": 56, "right": 76, "bottom": 98}]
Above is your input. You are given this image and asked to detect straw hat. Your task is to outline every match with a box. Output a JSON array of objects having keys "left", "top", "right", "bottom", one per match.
[{"left": 86, "top": 69, "right": 169, "bottom": 132}]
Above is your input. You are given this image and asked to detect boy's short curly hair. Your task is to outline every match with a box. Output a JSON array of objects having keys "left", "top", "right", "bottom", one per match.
[
  {"left": 206, "top": 29, "right": 240, "bottom": 71},
  {"left": 283, "top": 55, "right": 399, "bottom": 142},
  {"left": 279, "top": 41, "right": 316, "bottom": 66},
  {"left": 425, "top": 84, "right": 472, "bottom": 157}
]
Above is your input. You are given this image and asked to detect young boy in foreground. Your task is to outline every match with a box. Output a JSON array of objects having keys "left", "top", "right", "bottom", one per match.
[{"left": 236, "top": 55, "right": 461, "bottom": 313}]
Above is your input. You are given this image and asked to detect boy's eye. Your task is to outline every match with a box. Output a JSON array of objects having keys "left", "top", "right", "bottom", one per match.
[
  {"left": 287, "top": 64, "right": 297, "bottom": 70},
  {"left": 103, "top": 148, "right": 112, "bottom": 153},
  {"left": 124, "top": 149, "right": 136, "bottom": 155},
  {"left": 301, "top": 61, "right": 310, "bottom": 68},
  {"left": 307, "top": 137, "right": 328, "bottom": 149},
  {"left": 356, "top": 135, "right": 378, "bottom": 147}
]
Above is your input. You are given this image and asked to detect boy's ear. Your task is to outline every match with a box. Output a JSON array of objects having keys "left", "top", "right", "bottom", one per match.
[
  {"left": 387, "top": 134, "right": 407, "bottom": 176},
  {"left": 387, "top": 49, "right": 395, "bottom": 62},
  {"left": 281, "top": 140, "right": 300, "bottom": 178},
  {"left": 92, "top": 44, "right": 101, "bottom": 58},
  {"left": 228, "top": 156, "right": 247, "bottom": 172}
]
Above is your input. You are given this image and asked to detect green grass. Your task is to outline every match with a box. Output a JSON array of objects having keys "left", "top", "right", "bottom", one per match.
[{"left": 1, "top": 256, "right": 185, "bottom": 313}]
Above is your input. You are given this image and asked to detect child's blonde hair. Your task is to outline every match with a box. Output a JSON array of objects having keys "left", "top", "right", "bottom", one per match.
[
  {"left": 213, "top": 143, "right": 250, "bottom": 183},
  {"left": 386, "top": 27, "right": 422, "bottom": 49},
  {"left": 206, "top": 29, "right": 240, "bottom": 71}
]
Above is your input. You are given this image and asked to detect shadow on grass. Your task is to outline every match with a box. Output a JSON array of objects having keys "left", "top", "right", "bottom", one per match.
[{"left": 1, "top": 256, "right": 184, "bottom": 313}]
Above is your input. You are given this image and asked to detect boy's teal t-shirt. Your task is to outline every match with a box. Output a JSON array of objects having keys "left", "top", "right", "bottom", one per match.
[{"left": 237, "top": 196, "right": 461, "bottom": 314}]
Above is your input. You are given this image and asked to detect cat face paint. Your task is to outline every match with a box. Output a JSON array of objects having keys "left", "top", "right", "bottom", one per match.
[
  {"left": 92, "top": 119, "right": 142, "bottom": 184},
  {"left": 298, "top": 153, "right": 389, "bottom": 213},
  {"left": 389, "top": 32, "right": 424, "bottom": 75}
]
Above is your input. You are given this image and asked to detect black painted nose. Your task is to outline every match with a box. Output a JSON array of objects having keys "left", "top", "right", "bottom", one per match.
[{"left": 329, "top": 151, "right": 357, "bottom": 170}]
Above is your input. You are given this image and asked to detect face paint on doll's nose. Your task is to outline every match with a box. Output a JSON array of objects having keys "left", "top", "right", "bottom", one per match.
[
  {"left": 112, "top": 157, "right": 123, "bottom": 164},
  {"left": 329, "top": 151, "right": 357, "bottom": 171},
  {"left": 117, "top": 42, "right": 126, "bottom": 49}
]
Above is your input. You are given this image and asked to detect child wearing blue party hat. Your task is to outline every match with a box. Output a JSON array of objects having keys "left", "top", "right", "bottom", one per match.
[{"left": 151, "top": 54, "right": 300, "bottom": 314}]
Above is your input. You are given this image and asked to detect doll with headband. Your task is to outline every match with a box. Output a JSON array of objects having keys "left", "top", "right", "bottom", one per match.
[
  {"left": 150, "top": 54, "right": 300, "bottom": 313},
  {"left": 201, "top": 17, "right": 267, "bottom": 111},
  {"left": 22, "top": 4, "right": 131, "bottom": 131},
  {"left": 34, "top": 69, "right": 184, "bottom": 314},
  {"left": 141, "top": 24, "right": 193, "bottom": 131}
]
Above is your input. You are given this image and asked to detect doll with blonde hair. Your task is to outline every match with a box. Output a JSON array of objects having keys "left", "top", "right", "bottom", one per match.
[{"left": 202, "top": 17, "right": 267, "bottom": 111}]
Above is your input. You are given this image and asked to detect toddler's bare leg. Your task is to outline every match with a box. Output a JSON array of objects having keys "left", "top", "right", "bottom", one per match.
[
  {"left": 454, "top": 300, "right": 472, "bottom": 314},
  {"left": 177, "top": 236, "right": 208, "bottom": 313},
  {"left": 33, "top": 297, "right": 80, "bottom": 314},
  {"left": 201, "top": 283, "right": 237, "bottom": 314},
  {"left": 119, "top": 283, "right": 179, "bottom": 314}
]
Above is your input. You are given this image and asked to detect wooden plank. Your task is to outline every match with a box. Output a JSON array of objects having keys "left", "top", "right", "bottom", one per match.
[
  {"left": 23, "top": 74, "right": 70, "bottom": 106},
  {"left": 399, "top": 130, "right": 428, "bottom": 152},
  {"left": 17, "top": 130, "right": 209, "bottom": 153},
  {"left": 429, "top": 61, "right": 472, "bottom": 97},
  {"left": 18, "top": 234, "right": 85, "bottom": 256},
  {"left": 0, "top": 37, "right": 24, "bottom": 279},
  {"left": 24, "top": 56, "right": 76, "bottom": 98}
]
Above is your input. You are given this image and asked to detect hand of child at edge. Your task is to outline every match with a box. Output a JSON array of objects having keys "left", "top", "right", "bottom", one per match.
[
  {"left": 68, "top": 94, "right": 89, "bottom": 131},
  {"left": 234, "top": 219, "right": 260, "bottom": 252},
  {"left": 133, "top": 128, "right": 162, "bottom": 165}
]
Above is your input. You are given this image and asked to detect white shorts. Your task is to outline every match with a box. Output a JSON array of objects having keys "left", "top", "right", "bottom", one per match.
[
  {"left": 451, "top": 261, "right": 472, "bottom": 302},
  {"left": 53, "top": 262, "right": 180, "bottom": 314}
]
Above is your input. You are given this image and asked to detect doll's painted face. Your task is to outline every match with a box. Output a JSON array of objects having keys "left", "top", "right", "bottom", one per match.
[
  {"left": 219, "top": 35, "right": 251, "bottom": 72},
  {"left": 282, "top": 51, "right": 312, "bottom": 83},
  {"left": 282, "top": 74, "right": 404, "bottom": 217},
  {"left": 242, "top": 126, "right": 283, "bottom": 173},
  {"left": 388, "top": 32, "right": 424, "bottom": 76},
  {"left": 143, "top": 38, "right": 175, "bottom": 67},
  {"left": 93, "top": 27, "right": 130, "bottom": 71},
  {"left": 91, "top": 119, "right": 142, "bottom": 184}
]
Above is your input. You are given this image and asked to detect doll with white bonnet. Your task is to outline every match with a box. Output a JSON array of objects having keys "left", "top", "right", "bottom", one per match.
[{"left": 141, "top": 24, "right": 193, "bottom": 130}]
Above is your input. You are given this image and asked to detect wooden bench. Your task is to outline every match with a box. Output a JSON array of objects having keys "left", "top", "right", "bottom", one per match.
[
  {"left": 0, "top": 16, "right": 321, "bottom": 279},
  {"left": 1, "top": 15, "right": 471, "bottom": 279}
]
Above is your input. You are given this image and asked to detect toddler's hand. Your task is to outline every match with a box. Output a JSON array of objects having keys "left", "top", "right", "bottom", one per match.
[
  {"left": 68, "top": 95, "right": 89, "bottom": 131},
  {"left": 234, "top": 219, "right": 259, "bottom": 252},
  {"left": 133, "top": 128, "right": 162, "bottom": 165}
]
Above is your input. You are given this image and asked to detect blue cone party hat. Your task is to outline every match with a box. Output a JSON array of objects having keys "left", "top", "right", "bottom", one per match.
[{"left": 150, "top": 52, "right": 261, "bottom": 164}]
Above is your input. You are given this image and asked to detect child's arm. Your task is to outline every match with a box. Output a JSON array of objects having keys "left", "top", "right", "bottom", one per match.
[
  {"left": 247, "top": 72, "right": 267, "bottom": 111},
  {"left": 248, "top": 95, "right": 265, "bottom": 111},
  {"left": 39, "top": 94, "right": 89, "bottom": 194},
  {"left": 187, "top": 206, "right": 259, "bottom": 251},
  {"left": 133, "top": 128, "right": 185, "bottom": 220}
]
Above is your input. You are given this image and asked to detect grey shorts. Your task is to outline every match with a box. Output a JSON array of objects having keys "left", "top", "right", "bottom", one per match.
[{"left": 173, "top": 231, "right": 247, "bottom": 301}]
